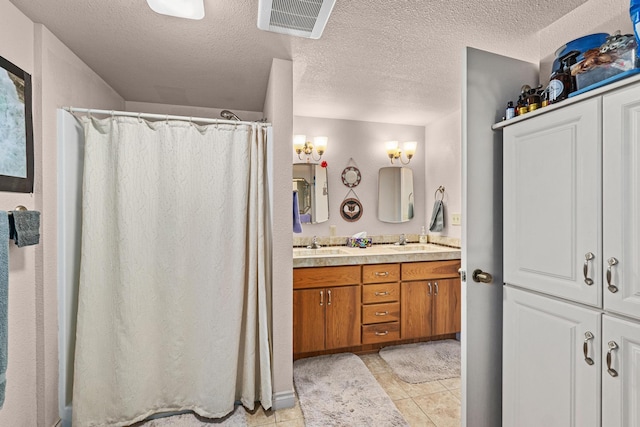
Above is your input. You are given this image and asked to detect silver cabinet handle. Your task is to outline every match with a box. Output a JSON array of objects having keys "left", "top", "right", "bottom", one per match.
[
  {"left": 607, "top": 257, "right": 619, "bottom": 293},
  {"left": 427, "top": 282, "right": 432, "bottom": 295},
  {"left": 374, "top": 271, "right": 390, "bottom": 277},
  {"left": 319, "top": 290, "right": 324, "bottom": 306},
  {"left": 375, "top": 311, "right": 389, "bottom": 316},
  {"left": 606, "top": 341, "right": 619, "bottom": 377},
  {"left": 374, "top": 291, "right": 390, "bottom": 296},
  {"left": 583, "top": 252, "right": 595, "bottom": 286},
  {"left": 583, "top": 331, "right": 595, "bottom": 365},
  {"left": 434, "top": 282, "right": 439, "bottom": 296},
  {"left": 375, "top": 331, "right": 389, "bottom": 336},
  {"left": 327, "top": 289, "right": 332, "bottom": 306}
]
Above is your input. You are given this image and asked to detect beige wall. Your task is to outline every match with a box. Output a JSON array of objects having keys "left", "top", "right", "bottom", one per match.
[
  {"left": 293, "top": 116, "right": 426, "bottom": 238},
  {"left": 0, "top": 1, "right": 125, "bottom": 425}
]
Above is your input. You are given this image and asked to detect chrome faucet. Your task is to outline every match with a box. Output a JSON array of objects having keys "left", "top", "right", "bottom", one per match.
[
  {"left": 397, "top": 234, "right": 407, "bottom": 245},
  {"left": 308, "top": 235, "right": 322, "bottom": 249}
]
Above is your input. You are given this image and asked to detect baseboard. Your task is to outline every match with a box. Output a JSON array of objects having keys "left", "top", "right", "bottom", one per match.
[{"left": 272, "top": 390, "right": 295, "bottom": 410}]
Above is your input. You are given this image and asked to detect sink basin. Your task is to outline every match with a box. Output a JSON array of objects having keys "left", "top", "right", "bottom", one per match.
[
  {"left": 293, "top": 247, "right": 350, "bottom": 256},
  {"left": 388, "top": 244, "right": 443, "bottom": 252}
]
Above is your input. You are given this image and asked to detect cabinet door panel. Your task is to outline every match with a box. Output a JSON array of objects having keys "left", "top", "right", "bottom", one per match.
[
  {"left": 503, "top": 286, "right": 600, "bottom": 427},
  {"left": 432, "top": 278, "right": 461, "bottom": 336},
  {"left": 293, "top": 289, "right": 326, "bottom": 353},
  {"left": 602, "top": 315, "right": 640, "bottom": 427},
  {"left": 504, "top": 99, "right": 602, "bottom": 307},
  {"left": 603, "top": 85, "right": 640, "bottom": 320},
  {"left": 325, "top": 285, "right": 361, "bottom": 350},
  {"left": 401, "top": 281, "right": 432, "bottom": 339}
]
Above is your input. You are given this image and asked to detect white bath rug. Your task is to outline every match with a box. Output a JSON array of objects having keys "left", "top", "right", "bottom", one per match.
[
  {"left": 294, "top": 352, "right": 409, "bottom": 426},
  {"left": 379, "top": 339, "right": 461, "bottom": 384}
]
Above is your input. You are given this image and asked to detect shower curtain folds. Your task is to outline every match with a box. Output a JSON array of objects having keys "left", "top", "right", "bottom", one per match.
[{"left": 72, "top": 116, "right": 272, "bottom": 426}]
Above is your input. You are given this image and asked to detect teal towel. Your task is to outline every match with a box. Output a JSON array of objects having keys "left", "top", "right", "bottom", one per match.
[
  {"left": 429, "top": 200, "right": 445, "bottom": 232},
  {"left": 8, "top": 210, "right": 40, "bottom": 247},
  {"left": 0, "top": 211, "right": 9, "bottom": 408}
]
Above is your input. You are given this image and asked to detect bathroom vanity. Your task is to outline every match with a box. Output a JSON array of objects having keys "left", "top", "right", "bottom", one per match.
[{"left": 292, "top": 244, "right": 461, "bottom": 359}]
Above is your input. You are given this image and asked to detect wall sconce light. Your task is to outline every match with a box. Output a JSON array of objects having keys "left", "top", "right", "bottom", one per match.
[
  {"left": 294, "top": 135, "right": 328, "bottom": 162},
  {"left": 386, "top": 140, "right": 417, "bottom": 165}
]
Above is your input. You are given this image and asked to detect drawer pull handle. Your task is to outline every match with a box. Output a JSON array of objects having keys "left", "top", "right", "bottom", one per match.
[
  {"left": 606, "top": 341, "right": 619, "bottom": 377},
  {"left": 434, "top": 282, "right": 439, "bottom": 296},
  {"left": 427, "top": 282, "right": 432, "bottom": 295},
  {"left": 374, "top": 291, "right": 390, "bottom": 296},
  {"left": 374, "top": 272, "right": 390, "bottom": 277},
  {"left": 583, "top": 331, "right": 594, "bottom": 366},
  {"left": 319, "top": 290, "right": 324, "bottom": 306},
  {"left": 607, "top": 257, "right": 619, "bottom": 293},
  {"left": 375, "top": 331, "right": 389, "bottom": 336},
  {"left": 375, "top": 311, "right": 389, "bottom": 316},
  {"left": 583, "top": 252, "right": 595, "bottom": 286}
]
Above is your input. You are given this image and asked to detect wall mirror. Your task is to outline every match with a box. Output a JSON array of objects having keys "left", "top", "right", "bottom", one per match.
[
  {"left": 293, "top": 163, "right": 329, "bottom": 224},
  {"left": 378, "top": 166, "right": 414, "bottom": 223}
]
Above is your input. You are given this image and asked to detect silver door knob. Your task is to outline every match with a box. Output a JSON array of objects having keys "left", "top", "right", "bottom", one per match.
[{"left": 472, "top": 269, "right": 493, "bottom": 283}]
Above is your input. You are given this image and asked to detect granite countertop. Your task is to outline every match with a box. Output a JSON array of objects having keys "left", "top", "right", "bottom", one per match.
[{"left": 293, "top": 243, "right": 461, "bottom": 268}]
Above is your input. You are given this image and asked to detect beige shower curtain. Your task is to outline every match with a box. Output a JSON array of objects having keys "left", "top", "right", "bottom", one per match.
[{"left": 72, "top": 117, "right": 272, "bottom": 426}]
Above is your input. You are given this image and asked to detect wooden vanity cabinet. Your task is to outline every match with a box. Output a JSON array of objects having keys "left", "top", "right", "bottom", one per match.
[
  {"left": 293, "top": 266, "right": 361, "bottom": 354},
  {"left": 361, "top": 264, "right": 401, "bottom": 344},
  {"left": 401, "top": 260, "right": 461, "bottom": 339}
]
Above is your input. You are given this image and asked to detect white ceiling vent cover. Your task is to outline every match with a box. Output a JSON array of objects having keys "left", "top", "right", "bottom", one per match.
[{"left": 257, "top": 0, "right": 336, "bottom": 39}]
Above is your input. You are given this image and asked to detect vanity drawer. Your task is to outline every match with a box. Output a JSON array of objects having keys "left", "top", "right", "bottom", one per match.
[
  {"left": 293, "top": 265, "right": 361, "bottom": 289},
  {"left": 362, "top": 264, "right": 400, "bottom": 284},
  {"left": 362, "top": 283, "right": 399, "bottom": 303},
  {"left": 362, "top": 322, "right": 400, "bottom": 344},
  {"left": 362, "top": 302, "right": 400, "bottom": 324},
  {"left": 401, "top": 260, "right": 461, "bottom": 281}
]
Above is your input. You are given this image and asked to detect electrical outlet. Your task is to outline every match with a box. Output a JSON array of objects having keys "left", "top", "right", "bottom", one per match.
[{"left": 451, "top": 213, "right": 461, "bottom": 226}]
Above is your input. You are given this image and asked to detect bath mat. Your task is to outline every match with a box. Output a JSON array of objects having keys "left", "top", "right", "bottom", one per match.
[
  {"left": 379, "top": 339, "right": 461, "bottom": 384},
  {"left": 294, "top": 352, "right": 409, "bottom": 427}
]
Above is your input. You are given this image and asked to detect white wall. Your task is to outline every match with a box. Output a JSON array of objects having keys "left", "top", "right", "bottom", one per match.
[
  {"left": 293, "top": 116, "right": 426, "bottom": 238},
  {"left": 424, "top": 110, "right": 462, "bottom": 240}
]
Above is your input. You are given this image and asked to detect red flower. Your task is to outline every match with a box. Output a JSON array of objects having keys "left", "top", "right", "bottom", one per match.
[{"left": 321, "top": 161, "right": 328, "bottom": 168}]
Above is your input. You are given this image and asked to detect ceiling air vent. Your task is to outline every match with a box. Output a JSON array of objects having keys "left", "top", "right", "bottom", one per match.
[{"left": 257, "top": 0, "right": 336, "bottom": 39}]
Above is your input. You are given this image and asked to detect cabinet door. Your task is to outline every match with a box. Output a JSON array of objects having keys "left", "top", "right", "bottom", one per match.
[
  {"left": 432, "top": 278, "right": 461, "bottom": 336},
  {"left": 503, "top": 286, "right": 601, "bottom": 427},
  {"left": 603, "top": 85, "right": 640, "bottom": 320},
  {"left": 602, "top": 315, "right": 640, "bottom": 427},
  {"left": 293, "top": 288, "right": 325, "bottom": 353},
  {"left": 504, "top": 98, "right": 602, "bottom": 307},
  {"left": 401, "top": 281, "right": 432, "bottom": 339},
  {"left": 325, "top": 285, "right": 361, "bottom": 350}
]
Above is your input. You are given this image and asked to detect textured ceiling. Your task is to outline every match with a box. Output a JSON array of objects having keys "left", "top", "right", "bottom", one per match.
[{"left": 10, "top": 0, "right": 590, "bottom": 125}]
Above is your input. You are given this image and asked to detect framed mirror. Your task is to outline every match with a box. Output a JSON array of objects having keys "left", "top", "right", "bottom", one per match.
[
  {"left": 293, "top": 163, "right": 329, "bottom": 224},
  {"left": 378, "top": 166, "right": 414, "bottom": 223}
]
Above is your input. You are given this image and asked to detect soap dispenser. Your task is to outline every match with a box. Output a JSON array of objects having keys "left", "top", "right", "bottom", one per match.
[{"left": 419, "top": 226, "right": 428, "bottom": 243}]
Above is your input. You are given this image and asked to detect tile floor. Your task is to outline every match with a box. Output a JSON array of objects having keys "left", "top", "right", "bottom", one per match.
[{"left": 243, "top": 352, "right": 461, "bottom": 427}]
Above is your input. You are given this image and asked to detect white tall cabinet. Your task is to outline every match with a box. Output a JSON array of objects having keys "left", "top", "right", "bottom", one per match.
[{"left": 501, "top": 79, "right": 640, "bottom": 427}]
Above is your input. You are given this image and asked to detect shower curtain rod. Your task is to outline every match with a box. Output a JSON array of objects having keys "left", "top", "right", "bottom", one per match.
[{"left": 64, "top": 107, "right": 270, "bottom": 126}]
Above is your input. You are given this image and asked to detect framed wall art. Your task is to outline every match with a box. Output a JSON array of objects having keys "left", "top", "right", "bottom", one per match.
[{"left": 0, "top": 55, "right": 34, "bottom": 193}]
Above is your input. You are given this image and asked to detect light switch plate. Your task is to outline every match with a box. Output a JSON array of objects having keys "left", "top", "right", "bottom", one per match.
[{"left": 451, "top": 213, "right": 461, "bottom": 226}]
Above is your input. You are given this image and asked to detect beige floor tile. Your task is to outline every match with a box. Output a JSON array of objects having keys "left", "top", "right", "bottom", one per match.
[
  {"left": 373, "top": 371, "right": 410, "bottom": 400},
  {"left": 450, "top": 388, "right": 462, "bottom": 402},
  {"left": 275, "top": 418, "right": 305, "bottom": 427},
  {"left": 274, "top": 398, "right": 303, "bottom": 423},
  {"left": 398, "top": 379, "right": 446, "bottom": 398},
  {"left": 359, "top": 353, "right": 390, "bottom": 374},
  {"left": 394, "top": 398, "right": 436, "bottom": 427},
  {"left": 246, "top": 406, "right": 276, "bottom": 426},
  {"left": 439, "top": 377, "right": 461, "bottom": 390},
  {"left": 414, "top": 390, "right": 461, "bottom": 427}
]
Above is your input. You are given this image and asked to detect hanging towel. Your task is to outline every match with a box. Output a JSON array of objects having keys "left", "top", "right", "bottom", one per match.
[
  {"left": 8, "top": 210, "right": 40, "bottom": 247},
  {"left": 0, "top": 211, "right": 9, "bottom": 409},
  {"left": 293, "top": 191, "right": 303, "bottom": 233},
  {"left": 429, "top": 200, "right": 445, "bottom": 232}
]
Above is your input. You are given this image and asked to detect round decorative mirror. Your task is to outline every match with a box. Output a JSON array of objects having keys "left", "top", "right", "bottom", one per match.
[{"left": 341, "top": 166, "right": 361, "bottom": 187}]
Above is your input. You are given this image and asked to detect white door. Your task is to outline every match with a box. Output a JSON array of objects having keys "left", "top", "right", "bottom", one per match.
[
  {"left": 602, "top": 315, "right": 640, "bottom": 427},
  {"left": 503, "top": 286, "right": 601, "bottom": 427},
  {"left": 461, "top": 47, "right": 537, "bottom": 427},
  {"left": 503, "top": 99, "right": 602, "bottom": 307},
  {"left": 603, "top": 84, "right": 640, "bottom": 320}
]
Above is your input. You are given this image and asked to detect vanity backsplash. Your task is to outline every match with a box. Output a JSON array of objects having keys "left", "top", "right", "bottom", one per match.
[{"left": 293, "top": 233, "right": 460, "bottom": 249}]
